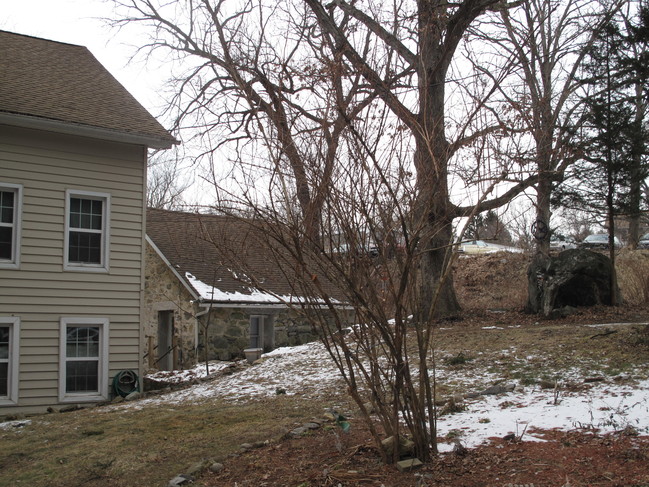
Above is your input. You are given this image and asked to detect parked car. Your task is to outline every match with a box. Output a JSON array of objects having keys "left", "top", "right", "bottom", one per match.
[
  {"left": 579, "top": 234, "right": 622, "bottom": 250},
  {"left": 330, "top": 243, "right": 379, "bottom": 257},
  {"left": 457, "top": 240, "right": 499, "bottom": 254},
  {"left": 638, "top": 233, "right": 649, "bottom": 249},
  {"left": 550, "top": 235, "right": 578, "bottom": 251}
]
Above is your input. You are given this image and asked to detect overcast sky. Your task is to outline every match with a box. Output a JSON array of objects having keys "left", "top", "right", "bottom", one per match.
[{"left": 2, "top": 0, "right": 164, "bottom": 116}]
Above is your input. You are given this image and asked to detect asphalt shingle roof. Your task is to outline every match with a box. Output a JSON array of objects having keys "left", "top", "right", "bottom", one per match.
[
  {"left": 0, "top": 30, "right": 177, "bottom": 148},
  {"left": 147, "top": 208, "right": 347, "bottom": 305},
  {"left": 147, "top": 208, "right": 301, "bottom": 303}
]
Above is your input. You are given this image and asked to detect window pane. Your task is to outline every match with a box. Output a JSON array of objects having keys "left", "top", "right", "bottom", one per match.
[
  {"left": 69, "top": 197, "right": 102, "bottom": 230},
  {"left": 0, "top": 227, "right": 12, "bottom": 260},
  {"left": 0, "top": 326, "right": 8, "bottom": 360},
  {"left": 68, "top": 231, "right": 101, "bottom": 264},
  {"left": 66, "top": 326, "right": 100, "bottom": 358},
  {"left": 0, "top": 191, "right": 14, "bottom": 224},
  {"left": 66, "top": 360, "right": 98, "bottom": 393},
  {"left": 0, "top": 363, "right": 7, "bottom": 396}
]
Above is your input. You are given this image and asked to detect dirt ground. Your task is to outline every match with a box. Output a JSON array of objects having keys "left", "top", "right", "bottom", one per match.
[
  {"left": 200, "top": 424, "right": 649, "bottom": 487},
  {"left": 198, "top": 252, "right": 649, "bottom": 487}
]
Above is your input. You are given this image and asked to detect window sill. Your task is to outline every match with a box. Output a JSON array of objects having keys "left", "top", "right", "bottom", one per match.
[
  {"left": 59, "top": 393, "right": 107, "bottom": 403},
  {"left": 63, "top": 264, "right": 109, "bottom": 273}
]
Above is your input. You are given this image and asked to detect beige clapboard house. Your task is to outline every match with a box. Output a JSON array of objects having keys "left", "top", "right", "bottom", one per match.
[{"left": 0, "top": 31, "right": 176, "bottom": 413}]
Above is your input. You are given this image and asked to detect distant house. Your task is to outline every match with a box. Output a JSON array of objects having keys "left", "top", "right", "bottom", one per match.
[
  {"left": 144, "top": 208, "right": 353, "bottom": 370},
  {"left": 0, "top": 31, "right": 177, "bottom": 413}
]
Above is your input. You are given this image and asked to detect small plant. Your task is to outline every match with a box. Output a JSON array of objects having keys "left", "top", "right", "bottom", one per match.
[{"left": 445, "top": 352, "right": 472, "bottom": 366}]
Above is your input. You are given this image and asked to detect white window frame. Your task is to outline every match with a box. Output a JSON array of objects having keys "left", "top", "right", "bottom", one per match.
[
  {"left": 64, "top": 190, "right": 110, "bottom": 272},
  {"left": 59, "top": 317, "right": 109, "bottom": 403},
  {"left": 0, "top": 183, "right": 23, "bottom": 270},
  {"left": 0, "top": 317, "right": 20, "bottom": 406}
]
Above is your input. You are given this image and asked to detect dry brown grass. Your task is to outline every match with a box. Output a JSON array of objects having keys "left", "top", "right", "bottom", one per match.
[
  {"left": 454, "top": 252, "right": 530, "bottom": 311},
  {"left": 616, "top": 249, "right": 649, "bottom": 305},
  {"left": 0, "top": 396, "right": 334, "bottom": 487},
  {"left": 455, "top": 249, "right": 649, "bottom": 310}
]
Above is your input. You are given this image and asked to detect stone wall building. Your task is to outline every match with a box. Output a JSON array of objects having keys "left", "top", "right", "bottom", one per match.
[{"left": 144, "top": 208, "right": 353, "bottom": 371}]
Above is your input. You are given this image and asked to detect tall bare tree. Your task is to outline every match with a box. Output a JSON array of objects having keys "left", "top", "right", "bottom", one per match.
[
  {"left": 147, "top": 152, "right": 191, "bottom": 210},
  {"left": 109, "top": 0, "right": 570, "bottom": 461},
  {"left": 111, "top": 0, "right": 542, "bottom": 319},
  {"left": 470, "top": 0, "right": 625, "bottom": 311}
]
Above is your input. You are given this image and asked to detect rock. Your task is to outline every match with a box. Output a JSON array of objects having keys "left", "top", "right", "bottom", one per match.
[
  {"left": 59, "top": 405, "right": 82, "bottom": 413},
  {"left": 396, "top": 457, "right": 423, "bottom": 472},
  {"left": 125, "top": 391, "right": 141, "bottom": 401},
  {"left": 584, "top": 376, "right": 606, "bottom": 383},
  {"left": 240, "top": 443, "right": 254, "bottom": 451},
  {"left": 381, "top": 435, "right": 415, "bottom": 458},
  {"left": 187, "top": 459, "right": 212, "bottom": 475},
  {"left": 479, "top": 384, "right": 515, "bottom": 395},
  {"left": 290, "top": 427, "right": 308, "bottom": 436},
  {"left": 168, "top": 474, "right": 194, "bottom": 486},
  {"left": 112, "top": 395, "right": 125, "bottom": 403},
  {"left": 539, "top": 380, "right": 556, "bottom": 389},
  {"left": 452, "top": 439, "right": 468, "bottom": 456},
  {"left": 526, "top": 249, "right": 621, "bottom": 316},
  {"left": 304, "top": 422, "right": 321, "bottom": 430},
  {"left": 362, "top": 402, "right": 376, "bottom": 414},
  {"left": 323, "top": 411, "right": 336, "bottom": 422},
  {"left": 209, "top": 462, "right": 224, "bottom": 473},
  {"left": 439, "top": 396, "right": 466, "bottom": 416}
]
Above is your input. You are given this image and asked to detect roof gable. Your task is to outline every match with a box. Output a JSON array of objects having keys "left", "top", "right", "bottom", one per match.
[{"left": 0, "top": 30, "right": 177, "bottom": 149}]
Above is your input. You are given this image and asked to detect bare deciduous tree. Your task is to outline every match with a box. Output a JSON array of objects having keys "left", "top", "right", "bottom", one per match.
[
  {"left": 147, "top": 152, "right": 191, "bottom": 210},
  {"left": 471, "top": 0, "right": 625, "bottom": 311}
]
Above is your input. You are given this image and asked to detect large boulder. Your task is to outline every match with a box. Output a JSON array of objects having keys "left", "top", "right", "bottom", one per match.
[{"left": 526, "top": 249, "right": 621, "bottom": 317}]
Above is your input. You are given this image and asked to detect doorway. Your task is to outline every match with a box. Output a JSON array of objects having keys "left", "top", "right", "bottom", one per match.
[{"left": 157, "top": 310, "right": 175, "bottom": 370}]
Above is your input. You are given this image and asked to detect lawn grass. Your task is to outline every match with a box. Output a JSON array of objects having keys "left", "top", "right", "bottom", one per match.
[{"left": 0, "top": 396, "right": 334, "bottom": 487}]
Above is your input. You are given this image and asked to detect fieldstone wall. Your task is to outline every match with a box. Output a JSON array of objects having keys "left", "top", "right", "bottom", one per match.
[
  {"left": 199, "top": 307, "right": 355, "bottom": 361},
  {"left": 143, "top": 242, "right": 198, "bottom": 372}
]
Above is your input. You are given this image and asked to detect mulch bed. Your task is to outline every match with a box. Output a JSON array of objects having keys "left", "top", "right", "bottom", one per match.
[{"left": 199, "top": 421, "right": 649, "bottom": 486}]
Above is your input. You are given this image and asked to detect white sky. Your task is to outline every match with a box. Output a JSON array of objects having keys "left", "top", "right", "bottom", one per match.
[{"left": 1, "top": 0, "right": 164, "bottom": 117}]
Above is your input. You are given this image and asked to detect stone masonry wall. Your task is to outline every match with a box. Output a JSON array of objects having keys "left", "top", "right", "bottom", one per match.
[
  {"left": 143, "top": 242, "right": 198, "bottom": 372},
  {"left": 199, "top": 306, "right": 355, "bottom": 361}
]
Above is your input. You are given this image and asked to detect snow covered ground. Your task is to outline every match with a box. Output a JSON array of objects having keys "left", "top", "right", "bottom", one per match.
[{"left": 113, "top": 337, "right": 649, "bottom": 451}]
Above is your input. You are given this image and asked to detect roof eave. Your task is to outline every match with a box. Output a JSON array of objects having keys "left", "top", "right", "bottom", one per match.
[
  {"left": 0, "top": 111, "right": 179, "bottom": 149},
  {"left": 145, "top": 235, "right": 200, "bottom": 301},
  {"left": 198, "top": 299, "right": 354, "bottom": 310}
]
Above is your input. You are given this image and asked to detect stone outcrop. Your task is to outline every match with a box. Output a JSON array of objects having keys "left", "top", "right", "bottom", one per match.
[{"left": 526, "top": 249, "right": 621, "bottom": 317}]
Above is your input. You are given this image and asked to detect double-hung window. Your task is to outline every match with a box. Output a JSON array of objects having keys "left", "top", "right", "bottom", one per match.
[
  {"left": 0, "top": 183, "right": 22, "bottom": 269},
  {"left": 64, "top": 190, "right": 110, "bottom": 272},
  {"left": 59, "top": 317, "right": 109, "bottom": 402},
  {"left": 0, "top": 317, "right": 20, "bottom": 405}
]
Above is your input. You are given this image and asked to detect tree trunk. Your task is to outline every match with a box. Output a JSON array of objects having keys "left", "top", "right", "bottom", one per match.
[
  {"left": 628, "top": 81, "right": 645, "bottom": 249},
  {"left": 414, "top": 3, "right": 461, "bottom": 319}
]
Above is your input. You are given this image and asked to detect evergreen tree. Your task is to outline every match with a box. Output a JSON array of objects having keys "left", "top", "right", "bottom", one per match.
[{"left": 557, "top": 9, "right": 649, "bottom": 250}]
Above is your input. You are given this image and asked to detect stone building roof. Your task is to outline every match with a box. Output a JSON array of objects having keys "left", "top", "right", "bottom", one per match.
[
  {"left": 0, "top": 30, "right": 177, "bottom": 149},
  {"left": 146, "top": 208, "right": 347, "bottom": 305}
]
